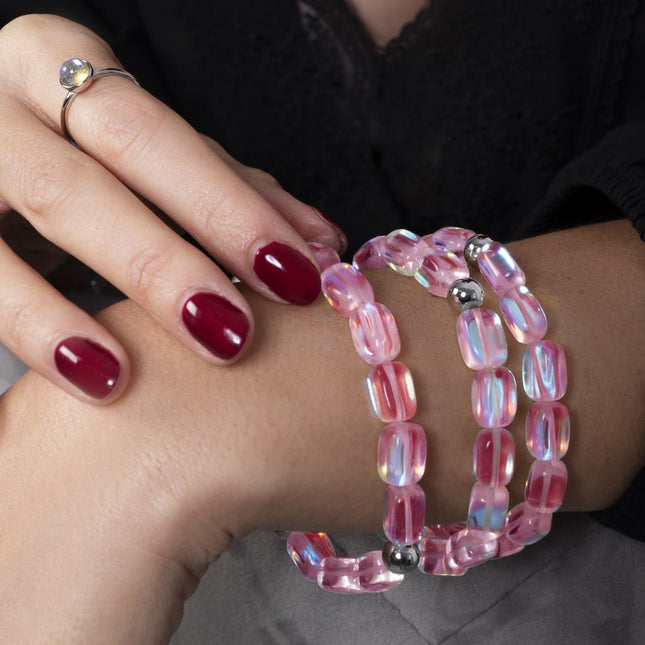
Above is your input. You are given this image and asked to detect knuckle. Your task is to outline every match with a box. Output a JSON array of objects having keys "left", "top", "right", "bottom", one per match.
[
  {"left": 90, "top": 92, "right": 169, "bottom": 165},
  {"left": 189, "top": 189, "right": 240, "bottom": 240},
  {"left": 0, "top": 14, "right": 45, "bottom": 46},
  {"left": 124, "top": 244, "right": 175, "bottom": 299},
  {"left": 20, "top": 155, "right": 91, "bottom": 229},
  {"left": 242, "top": 166, "right": 281, "bottom": 190}
]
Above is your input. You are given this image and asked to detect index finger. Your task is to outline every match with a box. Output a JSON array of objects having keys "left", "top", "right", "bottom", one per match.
[{"left": 10, "top": 15, "right": 324, "bottom": 307}]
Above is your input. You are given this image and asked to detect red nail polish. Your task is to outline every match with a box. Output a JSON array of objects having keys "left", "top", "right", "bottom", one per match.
[
  {"left": 254, "top": 242, "right": 321, "bottom": 305},
  {"left": 182, "top": 293, "right": 250, "bottom": 360},
  {"left": 54, "top": 337, "right": 120, "bottom": 399},
  {"left": 314, "top": 209, "right": 348, "bottom": 254}
]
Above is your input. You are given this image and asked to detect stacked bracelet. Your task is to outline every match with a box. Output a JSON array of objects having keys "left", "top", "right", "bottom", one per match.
[{"left": 287, "top": 228, "right": 569, "bottom": 591}]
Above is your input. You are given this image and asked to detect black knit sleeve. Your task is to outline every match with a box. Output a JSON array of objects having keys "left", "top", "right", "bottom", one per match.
[
  {"left": 522, "top": 121, "right": 645, "bottom": 542},
  {"left": 522, "top": 121, "right": 645, "bottom": 240}
]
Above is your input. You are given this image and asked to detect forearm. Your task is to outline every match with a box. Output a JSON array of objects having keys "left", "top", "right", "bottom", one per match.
[{"left": 0, "top": 219, "right": 642, "bottom": 642}]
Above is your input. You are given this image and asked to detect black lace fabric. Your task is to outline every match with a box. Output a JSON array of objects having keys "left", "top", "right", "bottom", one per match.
[{"left": 129, "top": 0, "right": 644, "bottom": 250}]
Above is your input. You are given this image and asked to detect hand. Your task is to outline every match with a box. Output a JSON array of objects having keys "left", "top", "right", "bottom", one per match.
[
  {"left": 1, "top": 221, "right": 642, "bottom": 642},
  {"left": 0, "top": 14, "right": 345, "bottom": 404}
]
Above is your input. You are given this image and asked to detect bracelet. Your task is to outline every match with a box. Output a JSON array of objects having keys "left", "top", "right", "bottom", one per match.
[{"left": 287, "top": 230, "right": 569, "bottom": 591}]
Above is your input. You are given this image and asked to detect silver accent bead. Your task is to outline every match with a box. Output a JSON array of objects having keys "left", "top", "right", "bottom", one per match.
[
  {"left": 447, "top": 278, "right": 485, "bottom": 312},
  {"left": 382, "top": 541, "right": 419, "bottom": 573},
  {"left": 464, "top": 234, "right": 494, "bottom": 264}
]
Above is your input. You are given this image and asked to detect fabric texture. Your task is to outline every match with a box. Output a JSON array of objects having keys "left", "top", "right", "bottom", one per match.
[{"left": 0, "top": 1, "right": 644, "bottom": 642}]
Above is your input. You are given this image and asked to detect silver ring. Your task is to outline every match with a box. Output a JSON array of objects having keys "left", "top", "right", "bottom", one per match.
[{"left": 59, "top": 57, "right": 139, "bottom": 147}]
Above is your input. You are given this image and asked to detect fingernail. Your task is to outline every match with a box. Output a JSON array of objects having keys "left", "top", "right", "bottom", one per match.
[
  {"left": 182, "top": 292, "right": 250, "bottom": 360},
  {"left": 254, "top": 241, "right": 321, "bottom": 305},
  {"left": 313, "top": 209, "right": 348, "bottom": 254},
  {"left": 55, "top": 337, "right": 120, "bottom": 399}
]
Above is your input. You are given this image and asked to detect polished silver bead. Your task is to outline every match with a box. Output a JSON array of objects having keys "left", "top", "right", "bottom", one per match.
[
  {"left": 447, "top": 278, "right": 485, "bottom": 312},
  {"left": 464, "top": 235, "right": 494, "bottom": 264},
  {"left": 382, "top": 541, "right": 419, "bottom": 573}
]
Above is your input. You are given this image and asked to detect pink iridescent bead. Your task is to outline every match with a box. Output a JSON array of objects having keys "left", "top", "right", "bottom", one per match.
[
  {"left": 445, "top": 528, "right": 499, "bottom": 570},
  {"left": 500, "top": 286, "right": 548, "bottom": 344},
  {"left": 525, "top": 459, "right": 568, "bottom": 512},
  {"left": 466, "top": 482, "right": 509, "bottom": 533},
  {"left": 309, "top": 242, "right": 341, "bottom": 272},
  {"left": 427, "top": 226, "right": 476, "bottom": 256},
  {"left": 421, "top": 234, "right": 447, "bottom": 252},
  {"left": 357, "top": 551, "right": 405, "bottom": 592},
  {"left": 383, "top": 229, "right": 428, "bottom": 275},
  {"left": 473, "top": 427, "right": 515, "bottom": 487},
  {"left": 504, "top": 502, "right": 552, "bottom": 546},
  {"left": 495, "top": 534, "right": 525, "bottom": 558},
  {"left": 350, "top": 302, "right": 401, "bottom": 365},
  {"left": 526, "top": 402, "right": 570, "bottom": 460},
  {"left": 418, "top": 524, "right": 466, "bottom": 576},
  {"left": 321, "top": 263, "right": 374, "bottom": 316},
  {"left": 286, "top": 532, "right": 336, "bottom": 581},
  {"left": 477, "top": 242, "right": 526, "bottom": 296},
  {"left": 456, "top": 308, "right": 508, "bottom": 370},
  {"left": 353, "top": 236, "right": 388, "bottom": 270},
  {"left": 317, "top": 556, "right": 361, "bottom": 593},
  {"left": 383, "top": 483, "right": 426, "bottom": 546},
  {"left": 522, "top": 340, "right": 567, "bottom": 401},
  {"left": 377, "top": 421, "right": 427, "bottom": 485},
  {"left": 367, "top": 362, "right": 417, "bottom": 422},
  {"left": 415, "top": 249, "right": 470, "bottom": 297},
  {"left": 471, "top": 367, "right": 517, "bottom": 428}
]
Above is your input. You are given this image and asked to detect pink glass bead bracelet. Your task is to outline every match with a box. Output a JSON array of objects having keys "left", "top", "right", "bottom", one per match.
[
  {"left": 287, "top": 232, "right": 570, "bottom": 591},
  {"left": 355, "top": 229, "right": 570, "bottom": 566}
]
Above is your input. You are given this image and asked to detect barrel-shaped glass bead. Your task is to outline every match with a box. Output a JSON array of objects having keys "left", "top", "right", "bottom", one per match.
[
  {"left": 321, "top": 263, "right": 374, "bottom": 316},
  {"left": 353, "top": 236, "right": 388, "bottom": 270},
  {"left": 309, "top": 242, "right": 341, "bottom": 272},
  {"left": 471, "top": 367, "right": 517, "bottom": 428},
  {"left": 383, "top": 483, "right": 426, "bottom": 546},
  {"left": 500, "top": 286, "right": 547, "bottom": 344},
  {"left": 377, "top": 422, "right": 427, "bottom": 485},
  {"left": 525, "top": 459, "right": 568, "bottom": 512},
  {"left": 466, "top": 482, "right": 509, "bottom": 533},
  {"left": 473, "top": 427, "right": 515, "bottom": 487},
  {"left": 317, "top": 556, "right": 361, "bottom": 593},
  {"left": 414, "top": 249, "right": 470, "bottom": 297},
  {"left": 357, "top": 551, "right": 405, "bottom": 592},
  {"left": 350, "top": 302, "right": 401, "bottom": 365},
  {"left": 367, "top": 362, "right": 417, "bottom": 422},
  {"left": 504, "top": 502, "right": 553, "bottom": 546},
  {"left": 418, "top": 524, "right": 467, "bottom": 576},
  {"left": 522, "top": 340, "right": 567, "bottom": 401},
  {"left": 456, "top": 308, "right": 508, "bottom": 370},
  {"left": 445, "top": 528, "right": 499, "bottom": 570},
  {"left": 427, "top": 226, "right": 476, "bottom": 255},
  {"left": 495, "top": 534, "right": 525, "bottom": 558},
  {"left": 286, "top": 532, "right": 336, "bottom": 581},
  {"left": 383, "top": 229, "right": 428, "bottom": 275},
  {"left": 526, "top": 402, "right": 570, "bottom": 460},
  {"left": 477, "top": 242, "right": 526, "bottom": 296}
]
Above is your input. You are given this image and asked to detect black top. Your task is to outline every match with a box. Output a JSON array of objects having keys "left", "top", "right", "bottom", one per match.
[{"left": 1, "top": 0, "right": 643, "bottom": 539}]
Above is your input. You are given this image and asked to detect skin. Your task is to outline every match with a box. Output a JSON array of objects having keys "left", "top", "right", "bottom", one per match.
[
  {"left": 0, "top": 14, "right": 346, "bottom": 404},
  {"left": 0, "top": 219, "right": 643, "bottom": 643},
  {"left": 346, "top": 0, "right": 430, "bottom": 47}
]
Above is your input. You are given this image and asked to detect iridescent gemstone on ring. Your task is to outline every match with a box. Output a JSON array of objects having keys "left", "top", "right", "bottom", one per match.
[{"left": 59, "top": 58, "right": 93, "bottom": 90}]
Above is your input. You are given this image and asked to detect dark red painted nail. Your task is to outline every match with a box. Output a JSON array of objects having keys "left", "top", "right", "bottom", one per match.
[
  {"left": 182, "top": 292, "right": 250, "bottom": 360},
  {"left": 54, "top": 337, "right": 120, "bottom": 399},
  {"left": 313, "top": 209, "right": 348, "bottom": 254},
  {"left": 254, "top": 241, "right": 321, "bottom": 305}
]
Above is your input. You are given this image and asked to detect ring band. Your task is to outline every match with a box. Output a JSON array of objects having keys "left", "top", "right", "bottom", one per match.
[{"left": 59, "top": 58, "right": 139, "bottom": 147}]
